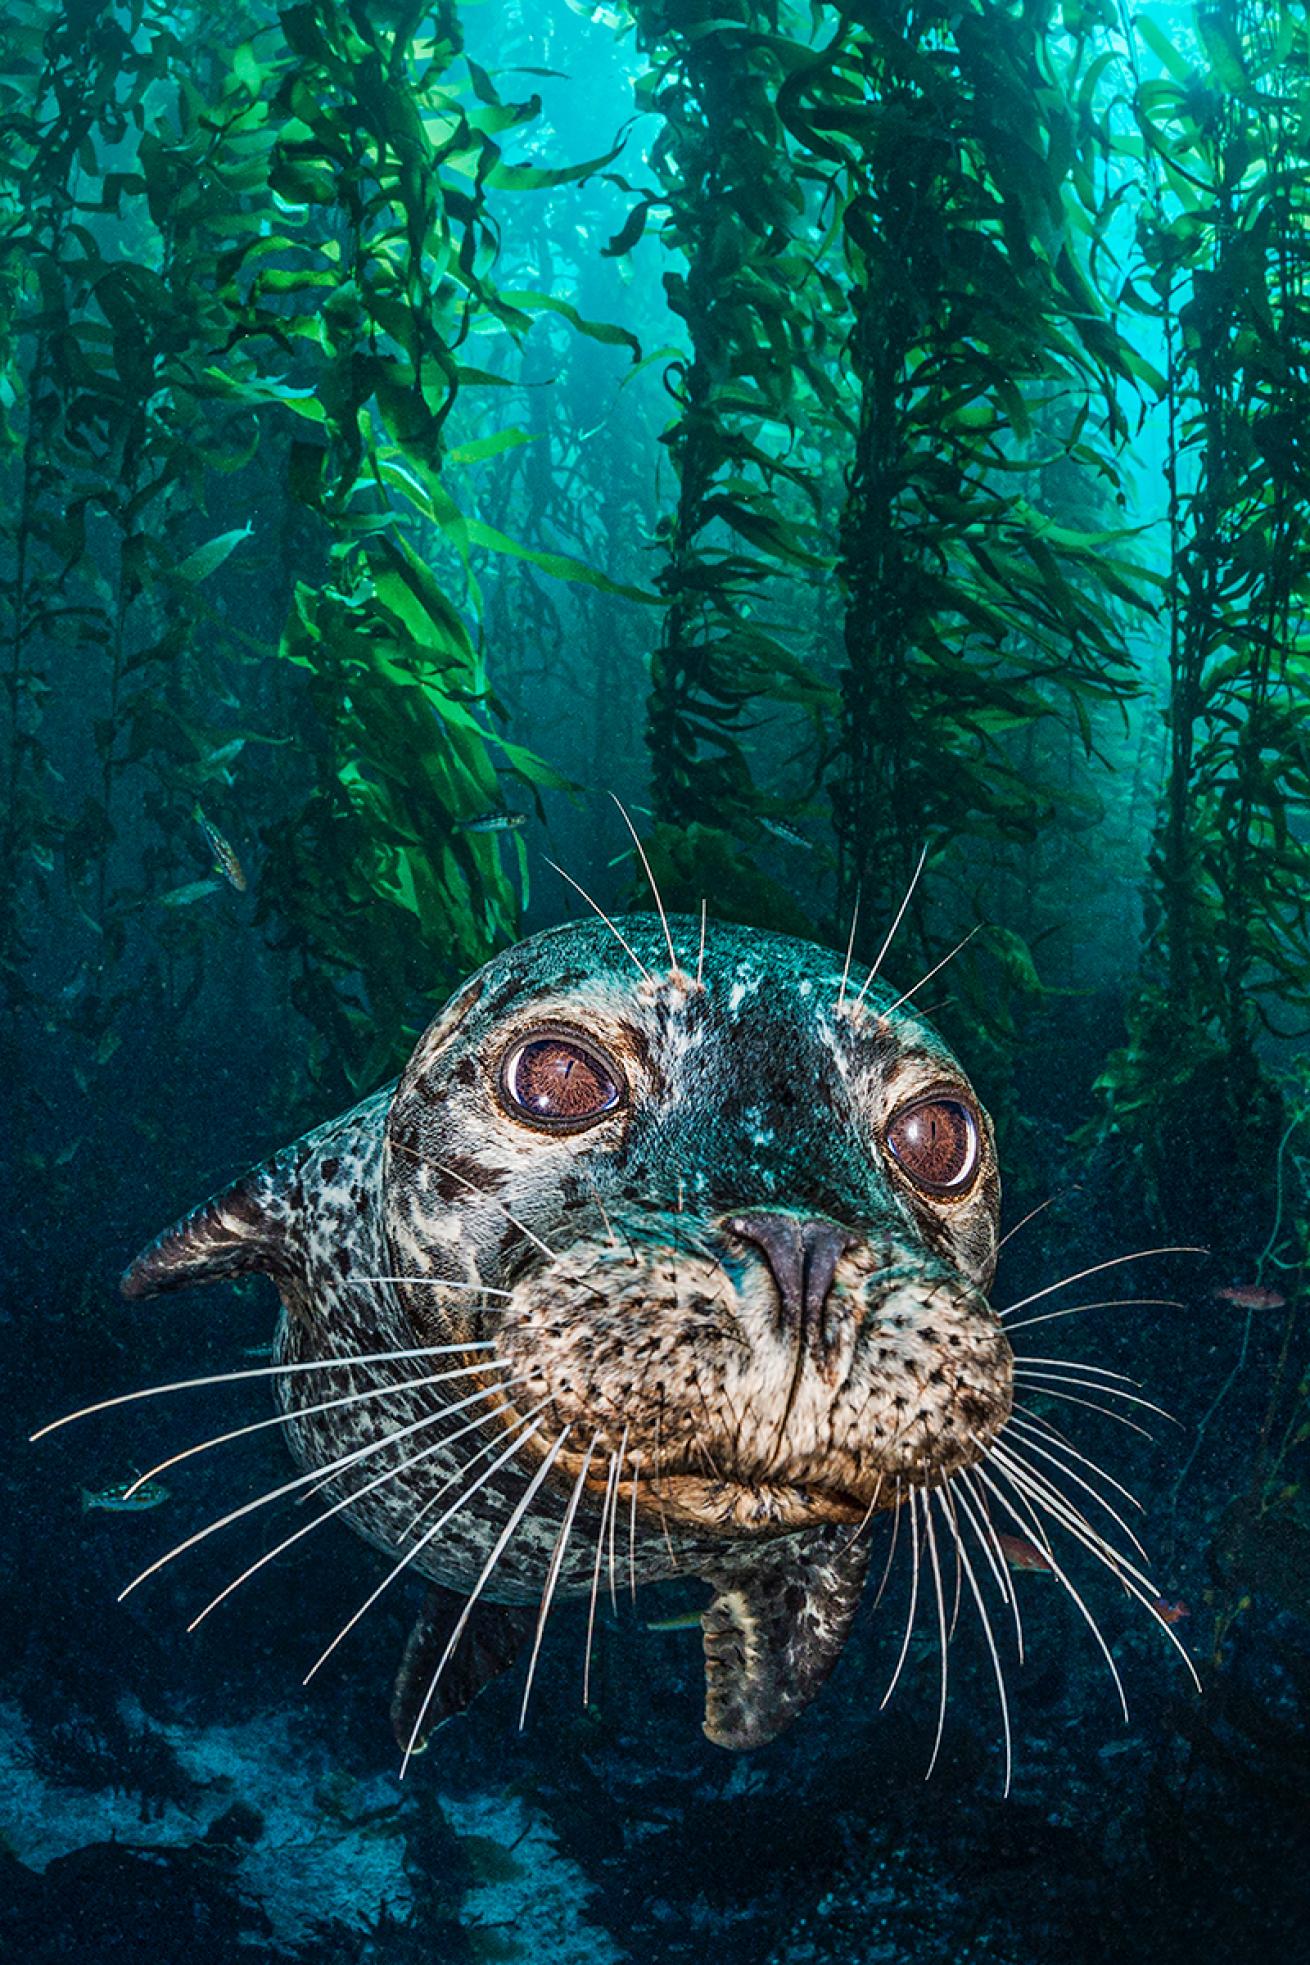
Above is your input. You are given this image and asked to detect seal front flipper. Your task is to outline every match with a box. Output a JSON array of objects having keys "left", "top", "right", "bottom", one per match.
[
  {"left": 119, "top": 1090, "right": 393, "bottom": 1308},
  {"left": 701, "top": 1526, "right": 872, "bottom": 1750},
  {"left": 390, "top": 1588, "right": 535, "bottom": 1754}
]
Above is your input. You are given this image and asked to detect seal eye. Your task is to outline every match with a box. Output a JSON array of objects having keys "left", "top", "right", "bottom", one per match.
[
  {"left": 886, "top": 1097, "right": 980, "bottom": 1195},
  {"left": 500, "top": 1034, "right": 623, "bottom": 1131}
]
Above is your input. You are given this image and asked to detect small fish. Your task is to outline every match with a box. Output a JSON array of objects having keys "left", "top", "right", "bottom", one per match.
[
  {"left": 1214, "top": 1283, "right": 1287, "bottom": 1311},
  {"left": 758, "top": 816, "right": 813, "bottom": 849},
  {"left": 1152, "top": 1596, "right": 1190, "bottom": 1626},
  {"left": 644, "top": 1609, "right": 703, "bottom": 1632},
  {"left": 81, "top": 1479, "right": 169, "bottom": 1513},
  {"left": 239, "top": 1342, "right": 273, "bottom": 1360},
  {"left": 456, "top": 809, "right": 527, "bottom": 834},
  {"left": 193, "top": 803, "right": 247, "bottom": 892},
  {"left": 158, "top": 877, "right": 224, "bottom": 909},
  {"left": 996, "top": 1532, "right": 1054, "bottom": 1574}
]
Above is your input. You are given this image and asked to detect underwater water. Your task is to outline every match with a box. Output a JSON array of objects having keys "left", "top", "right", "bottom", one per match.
[{"left": 3, "top": 0, "right": 1310, "bottom": 1959}]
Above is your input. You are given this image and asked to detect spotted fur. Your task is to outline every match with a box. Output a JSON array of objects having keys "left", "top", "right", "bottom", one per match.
[{"left": 123, "top": 915, "right": 1013, "bottom": 1747}]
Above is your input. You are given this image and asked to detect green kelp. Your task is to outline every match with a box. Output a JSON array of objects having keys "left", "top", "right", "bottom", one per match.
[{"left": 1094, "top": 0, "right": 1310, "bottom": 1231}]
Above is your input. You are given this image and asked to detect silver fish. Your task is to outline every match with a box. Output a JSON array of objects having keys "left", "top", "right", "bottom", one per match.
[
  {"left": 456, "top": 809, "right": 528, "bottom": 834},
  {"left": 758, "top": 816, "right": 812, "bottom": 849}
]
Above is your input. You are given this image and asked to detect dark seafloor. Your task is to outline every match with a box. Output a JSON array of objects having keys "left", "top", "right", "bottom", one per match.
[{"left": 3, "top": 0, "right": 1310, "bottom": 1961}]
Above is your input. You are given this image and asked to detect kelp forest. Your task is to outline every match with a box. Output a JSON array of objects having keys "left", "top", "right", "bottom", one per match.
[{"left": 2, "top": 2, "right": 1310, "bottom": 1961}]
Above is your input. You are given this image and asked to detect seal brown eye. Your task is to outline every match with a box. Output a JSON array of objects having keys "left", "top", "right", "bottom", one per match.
[
  {"left": 500, "top": 1034, "right": 623, "bottom": 1131},
  {"left": 886, "top": 1097, "right": 979, "bottom": 1195}
]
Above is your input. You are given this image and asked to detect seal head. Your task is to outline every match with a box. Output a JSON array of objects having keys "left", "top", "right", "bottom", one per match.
[{"left": 123, "top": 914, "right": 1012, "bottom": 1751}]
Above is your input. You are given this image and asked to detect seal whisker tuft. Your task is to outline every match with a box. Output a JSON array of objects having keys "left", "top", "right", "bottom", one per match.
[
  {"left": 1006, "top": 1410, "right": 1145, "bottom": 1513},
  {"left": 189, "top": 1384, "right": 533, "bottom": 1633},
  {"left": 1013, "top": 1368, "right": 1177, "bottom": 1425},
  {"left": 989, "top": 1454, "right": 1202, "bottom": 1694},
  {"left": 30, "top": 1342, "right": 502, "bottom": 1441},
  {"left": 1014, "top": 1388, "right": 1153, "bottom": 1439},
  {"left": 584, "top": 1444, "right": 623, "bottom": 1705},
  {"left": 521, "top": 1430, "right": 600, "bottom": 1729},
  {"left": 973, "top": 1464, "right": 1130, "bottom": 1722},
  {"left": 991, "top": 1437, "right": 1150, "bottom": 1563},
  {"left": 306, "top": 1411, "right": 551, "bottom": 1686},
  {"left": 124, "top": 1359, "right": 514, "bottom": 1498},
  {"left": 401, "top": 1427, "right": 573, "bottom": 1776},
  {"left": 998, "top": 1248, "right": 1206, "bottom": 1320},
  {"left": 956, "top": 1471, "right": 1024, "bottom": 1665},
  {"left": 1004, "top": 1295, "right": 1186, "bottom": 1334},
  {"left": 118, "top": 1391, "right": 505, "bottom": 1604}
]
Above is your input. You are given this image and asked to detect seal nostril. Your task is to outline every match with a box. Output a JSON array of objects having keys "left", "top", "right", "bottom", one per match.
[{"left": 728, "top": 1212, "right": 855, "bottom": 1338}]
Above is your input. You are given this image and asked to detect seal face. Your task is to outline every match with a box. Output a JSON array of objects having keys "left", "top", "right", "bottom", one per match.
[{"left": 120, "top": 914, "right": 1014, "bottom": 1752}]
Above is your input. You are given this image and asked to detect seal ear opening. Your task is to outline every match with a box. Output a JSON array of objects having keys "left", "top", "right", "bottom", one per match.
[{"left": 121, "top": 1163, "right": 292, "bottom": 1301}]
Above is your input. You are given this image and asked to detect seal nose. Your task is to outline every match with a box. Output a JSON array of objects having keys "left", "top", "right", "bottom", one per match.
[{"left": 727, "top": 1213, "right": 855, "bottom": 1342}]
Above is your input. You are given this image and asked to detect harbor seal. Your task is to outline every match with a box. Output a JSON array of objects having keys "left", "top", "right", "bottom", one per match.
[{"left": 118, "top": 912, "right": 1014, "bottom": 1754}]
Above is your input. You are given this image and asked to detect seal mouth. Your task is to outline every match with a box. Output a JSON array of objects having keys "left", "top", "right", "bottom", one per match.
[{"left": 623, "top": 1470, "right": 876, "bottom": 1532}]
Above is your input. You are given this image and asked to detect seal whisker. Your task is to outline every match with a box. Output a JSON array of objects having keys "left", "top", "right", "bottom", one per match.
[
  {"left": 837, "top": 1472, "right": 884, "bottom": 1562},
  {"left": 880, "top": 1484, "right": 922, "bottom": 1712},
  {"left": 851, "top": 842, "right": 927, "bottom": 1015},
  {"left": 998, "top": 1248, "right": 1206, "bottom": 1320},
  {"left": 30, "top": 1342, "right": 502, "bottom": 1441},
  {"left": 628, "top": 1455, "right": 641, "bottom": 1603},
  {"left": 1004, "top": 1296, "right": 1186, "bottom": 1334},
  {"left": 989, "top": 1446, "right": 1161, "bottom": 1598},
  {"left": 835, "top": 888, "right": 861, "bottom": 1015},
  {"left": 956, "top": 1471, "right": 1024, "bottom": 1664},
  {"left": 521, "top": 1431, "right": 600, "bottom": 1729},
  {"left": 1006, "top": 1410, "right": 1145, "bottom": 1514},
  {"left": 609, "top": 794, "right": 681, "bottom": 977},
  {"left": 1014, "top": 1389, "right": 1153, "bottom": 1439},
  {"left": 973, "top": 1465, "right": 1130, "bottom": 1722},
  {"left": 876, "top": 924, "right": 982, "bottom": 1024},
  {"left": 306, "top": 1413, "right": 551, "bottom": 1687},
  {"left": 117, "top": 1388, "right": 498, "bottom": 1603},
  {"left": 584, "top": 1446, "right": 622, "bottom": 1705},
  {"left": 607, "top": 1424, "right": 630, "bottom": 1612},
  {"left": 399, "top": 1149, "right": 561, "bottom": 1266},
  {"left": 996, "top": 1195, "right": 1056, "bottom": 1251},
  {"left": 871, "top": 1478, "right": 903, "bottom": 1611},
  {"left": 990, "top": 1458, "right": 1202, "bottom": 1692},
  {"left": 1011, "top": 1354, "right": 1144, "bottom": 1387},
  {"left": 188, "top": 1384, "right": 533, "bottom": 1633},
  {"left": 696, "top": 897, "right": 708, "bottom": 990},
  {"left": 991, "top": 1437, "right": 1150, "bottom": 1564},
  {"left": 401, "top": 1396, "right": 554, "bottom": 1538},
  {"left": 401, "top": 1427, "right": 573, "bottom": 1776},
  {"left": 922, "top": 1491, "right": 951, "bottom": 1780},
  {"left": 942, "top": 1482, "right": 964, "bottom": 1642},
  {"left": 543, "top": 857, "right": 654, "bottom": 983},
  {"left": 1013, "top": 1369, "right": 1177, "bottom": 1425},
  {"left": 124, "top": 1360, "right": 513, "bottom": 1498},
  {"left": 943, "top": 1488, "right": 1014, "bottom": 1797}
]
